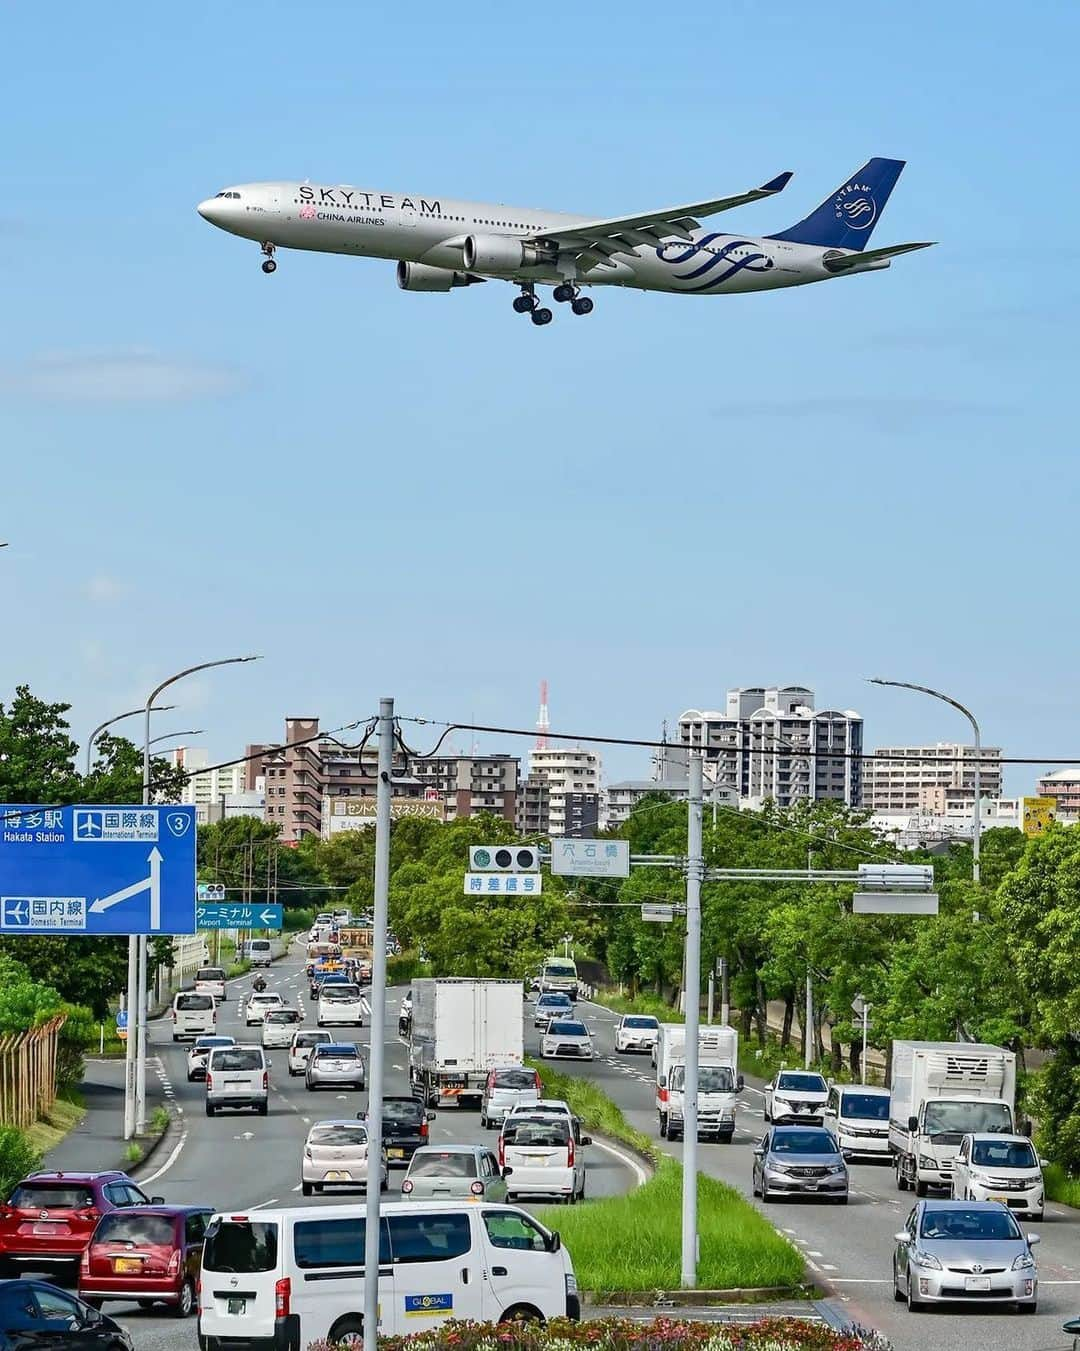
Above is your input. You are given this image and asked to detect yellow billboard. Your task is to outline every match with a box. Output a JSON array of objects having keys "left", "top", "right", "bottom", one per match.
[{"left": 1022, "top": 796, "right": 1056, "bottom": 836}]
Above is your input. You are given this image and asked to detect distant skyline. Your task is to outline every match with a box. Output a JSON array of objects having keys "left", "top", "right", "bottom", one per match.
[{"left": 3, "top": 1, "right": 1077, "bottom": 800}]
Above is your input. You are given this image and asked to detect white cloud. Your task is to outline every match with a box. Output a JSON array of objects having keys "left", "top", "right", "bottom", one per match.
[{"left": 2, "top": 349, "right": 245, "bottom": 403}]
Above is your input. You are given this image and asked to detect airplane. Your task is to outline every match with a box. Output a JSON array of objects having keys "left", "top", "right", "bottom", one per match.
[{"left": 196, "top": 157, "right": 932, "bottom": 326}]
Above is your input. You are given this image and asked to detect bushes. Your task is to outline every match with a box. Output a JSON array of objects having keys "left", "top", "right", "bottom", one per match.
[
  {"left": 529, "top": 1060, "right": 655, "bottom": 1161},
  {"left": 387, "top": 952, "right": 433, "bottom": 986},
  {"left": 0, "top": 1126, "right": 41, "bottom": 1198},
  {"left": 353, "top": 1315, "right": 889, "bottom": 1351}
]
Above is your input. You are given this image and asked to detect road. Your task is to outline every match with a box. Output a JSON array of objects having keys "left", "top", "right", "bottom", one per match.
[
  {"left": 557, "top": 997, "right": 1080, "bottom": 1351},
  {"left": 44, "top": 947, "right": 640, "bottom": 1351}
]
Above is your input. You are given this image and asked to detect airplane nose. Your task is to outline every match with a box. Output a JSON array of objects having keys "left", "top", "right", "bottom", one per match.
[{"left": 197, "top": 198, "right": 222, "bottom": 224}]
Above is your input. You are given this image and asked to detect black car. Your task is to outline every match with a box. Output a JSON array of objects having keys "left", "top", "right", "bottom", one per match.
[
  {"left": 360, "top": 1096, "right": 432, "bottom": 1166},
  {"left": 0, "top": 1279, "right": 132, "bottom": 1351}
]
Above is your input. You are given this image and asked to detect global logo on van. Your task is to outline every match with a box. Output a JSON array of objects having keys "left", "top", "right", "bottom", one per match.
[
  {"left": 405, "top": 1293, "right": 453, "bottom": 1315},
  {"left": 833, "top": 182, "right": 876, "bottom": 230}
]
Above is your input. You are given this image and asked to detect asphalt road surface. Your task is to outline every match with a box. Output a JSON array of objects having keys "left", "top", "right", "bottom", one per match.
[
  {"left": 41, "top": 949, "right": 640, "bottom": 1351},
  {"left": 558, "top": 997, "right": 1080, "bottom": 1351}
]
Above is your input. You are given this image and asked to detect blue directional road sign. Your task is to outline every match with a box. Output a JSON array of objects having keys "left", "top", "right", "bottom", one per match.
[
  {"left": 0, "top": 804, "right": 196, "bottom": 935},
  {"left": 196, "top": 902, "right": 283, "bottom": 931}
]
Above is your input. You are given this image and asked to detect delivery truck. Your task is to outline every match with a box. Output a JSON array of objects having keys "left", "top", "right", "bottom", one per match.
[
  {"left": 889, "top": 1040, "right": 1018, "bottom": 1195},
  {"left": 655, "top": 1023, "right": 742, "bottom": 1142},
  {"left": 409, "top": 978, "right": 524, "bottom": 1109}
]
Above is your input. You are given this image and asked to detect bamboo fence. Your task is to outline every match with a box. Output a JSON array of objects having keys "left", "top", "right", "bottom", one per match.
[{"left": 0, "top": 1015, "right": 67, "bottom": 1128}]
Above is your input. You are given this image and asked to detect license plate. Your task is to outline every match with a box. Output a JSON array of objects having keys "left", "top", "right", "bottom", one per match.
[
  {"left": 388, "top": 1148, "right": 405, "bottom": 1158},
  {"left": 988, "top": 1194, "right": 1007, "bottom": 1204},
  {"left": 326, "top": 1170, "right": 349, "bottom": 1180},
  {"left": 114, "top": 1257, "right": 142, "bottom": 1273},
  {"left": 33, "top": 1223, "right": 59, "bottom": 1234},
  {"left": 227, "top": 1297, "right": 247, "bottom": 1315},
  {"left": 965, "top": 1276, "right": 991, "bottom": 1292}
]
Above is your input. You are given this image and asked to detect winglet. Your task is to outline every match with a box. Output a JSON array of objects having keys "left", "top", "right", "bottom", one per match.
[{"left": 761, "top": 171, "right": 793, "bottom": 194}]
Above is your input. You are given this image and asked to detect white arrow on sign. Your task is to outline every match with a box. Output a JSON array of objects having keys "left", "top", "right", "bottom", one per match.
[
  {"left": 259, "top": 909, "right": 277, "bottom": 926},
  {"left": 89, "top": 847, "right": 163, "bottom": 930}
]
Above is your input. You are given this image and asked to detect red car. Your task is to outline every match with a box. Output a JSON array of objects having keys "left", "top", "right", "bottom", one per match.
[
  {"left": 0, "top": 1171, "right": 162, "bottom": 1277},
  {"left": 79, "top": 1204, "right": 212, "bottom": 1317}
]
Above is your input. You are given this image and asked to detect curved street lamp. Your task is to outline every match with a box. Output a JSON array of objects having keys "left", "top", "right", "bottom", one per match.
[
  {"left": 868, "top": 677, "right": 983, "bottom": 884},
  {"left": 85, "top": 705, "right": 177, "bottom": 775}
]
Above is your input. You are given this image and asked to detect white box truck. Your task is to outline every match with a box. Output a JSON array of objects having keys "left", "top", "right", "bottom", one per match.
[
  {"left": 655, "top": 1023, "right": 742, "bottom": 1142},
  {"left": 409, "top": 978, "right": 524, "bottom": 1109},
  {"left": 889, "top": 1040, "right": 1018, "bottom": 1195}
]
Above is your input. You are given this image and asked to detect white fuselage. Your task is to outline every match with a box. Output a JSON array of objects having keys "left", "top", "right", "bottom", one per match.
[{"left": 199, "top": 181, "right": 885, "bottom": 294}]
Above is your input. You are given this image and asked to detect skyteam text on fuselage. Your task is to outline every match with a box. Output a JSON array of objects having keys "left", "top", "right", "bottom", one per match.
[{"left": 196, "top": 158, "right": 932, "bottom": 326}]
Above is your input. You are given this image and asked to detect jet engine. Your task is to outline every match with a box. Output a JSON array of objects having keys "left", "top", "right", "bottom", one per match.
[
  {"left": 396, "top": 261, "right": 483, "bottom": 291},
  {"left": 462, "top": 234, "right": 554, "bottom": 273}
]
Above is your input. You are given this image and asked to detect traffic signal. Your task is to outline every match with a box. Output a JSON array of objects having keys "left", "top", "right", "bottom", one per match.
[{"left": 469, "top": 845, "right": 540, "bottom": 872}]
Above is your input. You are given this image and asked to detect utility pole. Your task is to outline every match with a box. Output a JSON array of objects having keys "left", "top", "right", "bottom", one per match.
[
  {"left": 720, "top": 955, "right": 730, "bottom": 1027},
  {"left": 707, "top": 965, "right": 715, "bottom": 1025},
  {"left": 364, "top": 698, "right": 394, "bottom": 1347},
  {"left": 804, "top": 969, "right": 813, "bottom": 1070},
  {"left": 681, "top": 752, "right": 703, "bottom": 1289}
]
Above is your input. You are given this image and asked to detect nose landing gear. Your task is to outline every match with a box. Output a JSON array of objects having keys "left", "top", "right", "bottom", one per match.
[{"left": 260, "top": 243, "right": 277, "bottom": 274}]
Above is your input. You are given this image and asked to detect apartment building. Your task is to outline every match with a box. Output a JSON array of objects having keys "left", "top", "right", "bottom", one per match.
[
  {"left": 528, "top": 746, "right": 603, "bottom": 837},
  {"left": 678, "top": 686, "right": 863, "bottom": 808},
  {"left": 166, "top": 747, "right": 249, "bottom": 815},
  {"left": 863, "top": 742, "right": 1003, "bottom": 813},
  {"left": 516, "top": 775, "right": 551, "bottom": 836},
  {"left": 1036, "top": 768, "right": 1080, "bottom": 822},
  {"left": 410, "top": 753, "right": 519, "bottom": 822}
]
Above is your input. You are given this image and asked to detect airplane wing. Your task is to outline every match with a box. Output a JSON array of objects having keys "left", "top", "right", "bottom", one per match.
[
  {"left": 823, "top": 240, "right": 936, "bottom": 272},
  {"left": 532, "top": 171, "right": 793, "bottom": 270}
]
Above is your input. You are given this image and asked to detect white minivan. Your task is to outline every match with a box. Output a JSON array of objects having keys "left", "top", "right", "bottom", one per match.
[
  {"left": 206, "top": 1044, "right": 269, "bottom": 1117},
  {"left": 198, "top": 1201, "right": 578, "bottom": 1347},
  {"left": 317, "top": 982, "right": 366, "bottom": 1028},
  {"left": 248, "top": 938, "right": 273, "bottom": 967},
  {"left": 171, "top": 991, "right": 216, "bottom": 1041}
]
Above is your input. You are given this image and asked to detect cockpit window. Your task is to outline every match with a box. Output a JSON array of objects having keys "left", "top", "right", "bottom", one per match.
[{"left": 215, "top": 191, "right": 242, "bottom": 199}]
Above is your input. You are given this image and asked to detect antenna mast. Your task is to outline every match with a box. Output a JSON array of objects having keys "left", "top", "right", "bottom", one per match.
[{"left": 535, "top": 680, "right": 550, "bottom": 750}]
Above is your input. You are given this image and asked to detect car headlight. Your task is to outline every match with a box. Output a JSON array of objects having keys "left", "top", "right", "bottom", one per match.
[
  {"left": 767, "top": 1160, "right": 791, "bottom": 1174},
  {"left": 1012, "top": 1251, "right": 1036, "bottom": 1271},
  {"left": 912, "top": 1248, "right": 943, "bottom": 1270},
  {"left": 772, "top": 1099, "right": 790, "bottom": 1111},
  {"left": 968, "top": 1170, "right": 989, "bottom": 1184},
  {"left": 720, "top": 1110, "right": 735, "bottom": 1121},
  {"left": 918, "top": 1155, "right": 938, "bottom": 1169},
  {"left": 828, "top": 1163, "right": 847, "bottom": 1174}
]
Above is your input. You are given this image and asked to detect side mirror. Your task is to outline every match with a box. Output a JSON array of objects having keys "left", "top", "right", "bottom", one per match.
[
  {"left": 502, "top": 1167, "right": 513, "bottom": 1178},
  {"left": 893, "top": 1231, "right": 910, "bottom": 1245},
  {"left": 658, "top": 1075, "right": 667, "bottom": 1089},
  {"left": 1022, "top": 1120, "right": 1033, "bottom": 1138},
  {"left": 907, "top": 1115, "right": 919, "bottom": 1133},
  {"left": 581, "top": 1136, "right": 592, "bottom": 1146},
  {"left": 546, "top": 1230, "right": 561, "bottom": 1254},
  {"left": 427, "top": 1111, "right": 436, "bottom": 1121},
  {"left": 1027, "top": 1232, "right": 1041, "bottom": 1246},
  {"left": 150, "top": 1195, "right": 165, "bottom": 1205},
  {"left": 81, "top": 1305, "right": 103, "bottom": 1325},
  {"left": 1039, "top": 1157, "right": 1050, "bottom": 1168},
  {"left": 736, "top": 1075, "right": 745, "bottom": 1092}
]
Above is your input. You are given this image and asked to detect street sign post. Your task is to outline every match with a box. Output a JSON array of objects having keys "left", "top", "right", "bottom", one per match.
[
  {"left": 196, "top": 902, "right": 283, "bottom": 930},
  {"left": 464, "top": 873, "right": 542, "bottom": 896},
  {"left": 551, "top": 839, "right": 630, "bottom": 879},
  {"left": 469, "top": 846, "right": 540, "bottom": 872},
  {"left": 115, "top": 1009, "right": 128, "bottom": 1042},
  {"left": 641, "top": 903, "right": 674, "bottom": 923},
  {"left": 0, "top": 805, "right": 196, "bottom": 935}
]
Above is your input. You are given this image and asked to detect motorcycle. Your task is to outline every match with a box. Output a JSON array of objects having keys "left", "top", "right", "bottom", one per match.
[{"left": 252, "top": 974, "right": 267, "bottom": 994}]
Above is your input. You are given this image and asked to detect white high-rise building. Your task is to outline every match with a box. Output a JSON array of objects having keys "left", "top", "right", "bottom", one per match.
[
  {"left": 528, "top": 746, "right": 602, "bottom": 837},
  {"left": 863, "top": 743, "right": 1003, "bottom": 814},
  {"left": 165, "top": 747, "right": 249, "bottom": 817}
]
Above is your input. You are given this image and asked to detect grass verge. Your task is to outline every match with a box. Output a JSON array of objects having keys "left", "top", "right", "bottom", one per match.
[
  {"left": 25, "top": 1089, "right": 85, "bottom": 1156},
  {"left": 1043, "top": 1161, "right": 1080, "bottom": 1207},
  {"left": 528, "top": 1059, "right": 805, "bottom": 1294},
  {"left": 587, "top": 989, "right": 681, "bottom": 1025},
  {"left": 536, "top": 1156, "right": 805, "bottom": 1293}
]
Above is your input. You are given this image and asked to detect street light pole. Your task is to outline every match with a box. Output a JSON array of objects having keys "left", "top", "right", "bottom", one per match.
[
  {"left": 364, "top": 697, "right": 394, "bottom": 1348},
  {"left": 868, "top": 678, "right": 983, "bottom": 884},
  {"left": 127, "top": 656, "right": 260, "bottom": 1138},
  {"left": 681, "top": 752, "right": 703, "bottom": 1288},
  {"left": 85, "top": 705, "right": 176, "bottom": 776}
]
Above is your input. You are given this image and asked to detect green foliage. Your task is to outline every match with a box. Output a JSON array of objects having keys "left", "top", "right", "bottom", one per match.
[
  {"left": 124, "top": 1142, "right": 143, "bottom": 1165},
  {"left": 0, "top": 1127, "right": 41, "bottom": 1198},
  {"left": 386, "top": 952, "right": 433, "bottom": 986},
  {"left": 529, "top": 1059, "right": 656, "bottom": 1162},
  {"left": 535, "top": 1158, "right": 805, "bottom": 1293},
  {"left": 198, "top": 817, "right": 326, "bottom": 915}
]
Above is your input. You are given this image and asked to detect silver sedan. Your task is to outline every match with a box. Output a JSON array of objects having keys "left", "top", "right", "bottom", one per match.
[
  {"left": 894, "top": 1199, "right": 1039, "bottom": 1312},
  {"left": 305, "top": 1042, "right": 366, "bottom": 1091},
  {"left": 752, "top": 1126, "right": 849, "bottom": 1203}
]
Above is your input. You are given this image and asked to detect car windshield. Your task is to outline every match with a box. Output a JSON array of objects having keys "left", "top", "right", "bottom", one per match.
[
  {"left": 771, "top": 1131, "right": 836, "bottom": 1155},
  {"left": 538, "top": 996, "right": 570, "bottom": 1007},
  {"left": 322, "top": 986, "right": 360, "bottom": 1001},
  {"left": 492, "top": 1069, "right": 536, "bottom": 1090},
  {"left": 251, "top": 994, "right": 279, "bottom": 1005},
  {"left": 310, "top": 1125, "right": 368, "bottom": 1147},
  {"left": 9, "top": 1183, "right": 94, "bottom": 1209},
  {"left": 409, "top": 1152, "right": 477, "bottom": 1178},
  {"left": 176, "top": 994, "right": 213, "bottom": 1010},
  {"left": 924, "top": 1101, "right": 1013, "bottom": 1137},
  {"left": 316, "top": 1046, "right": 358, "bottom": 1059},
  {"left": 266, "top": 1011, "right": 300, "bottom": 1023},
  {"left": 776, "top": 1073, "right": 827, "bottom": 1094},
  {"left": 204, "top": 1219, "right": 278, "bottom": 1272},
  {"left": 212, "top": 1050, "right": 263, "bottom": 1072},
  {"left": 294, "top": 1033, "right": 329, "bottom": 1047},
  {"left": 841, "top": 1093, "right": 890, "bottom": 1121},
  {"left": 548, "top": 1021, "right": 587, "bottom": 1036},
  {"left": 506, "top": 1122, "right": 570, "bottom": 1147},
  {"left": 197, "top": 969, "right": 225, "bottom": 982},
  {"left": 971, "top": 1140, "right": 1038, "bottom": 1169},
  {"left": 921, "top": 1207, "right": 1023, "bottom": 1241},
  {"left": 670, "top": 1065, "right": 735, "bottom": 1092},
  {"left": 195, "top": 1037, "right": 233, "bottom": 1051},
  {"left": 382, "top": 1100, "right": 423, "bottom": 1123},
  {"left": 95, "top": 1212, "right": 175, "bottom": 1245},
  {"left": 623, "top": 1016, "right": 658, "bottom": 1029}
]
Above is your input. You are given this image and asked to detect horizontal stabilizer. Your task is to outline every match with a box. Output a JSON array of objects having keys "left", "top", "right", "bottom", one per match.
[{"left": 822, "top": 240, "right": 935, "bottom": 272}]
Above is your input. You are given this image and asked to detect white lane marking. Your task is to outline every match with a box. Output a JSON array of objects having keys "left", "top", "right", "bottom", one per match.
[
  {"left": 829, "top": 1279, "right": 890, "bottom": 1284},
  {"left": 140, "top": 1129, "right": 188, "bottom": 1184},
  {"left": 821, "top": 1264, "right": 838, "bottom": 1271},
  {"left": 589, "top": 1136, "right": 648, "bottom": 1188},
  {"left": 808, "top": 1250, "right": 823, "bottom": 1257},
  {"left": 248, "top": 1197, "right": 279, "bottom": 1210}
]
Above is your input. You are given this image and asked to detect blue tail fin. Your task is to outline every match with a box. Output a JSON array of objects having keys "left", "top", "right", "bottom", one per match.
[{"left": 768, "top": 158, "right": 906, "bottom": 251}]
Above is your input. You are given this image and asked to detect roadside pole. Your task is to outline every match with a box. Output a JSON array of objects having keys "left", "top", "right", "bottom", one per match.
[
  {"left": 134, "top": 700, "right": 153, "bottom": 1134},
  {"left": 681, "top": 752, "right": 703, "bottom": 1288},
  {"left": 122, "top": 937, "right": 137, "bottom": 1138},
  {"left": 861, "top": 1002, "right": 870, "bottom": 1085},
  {"left": 720, "top": 955, "right": 729, "bottom": 1027},
  {"left": 364, "top": 697, "right": 393, "bottom": 1347},
  {"left": 804, "top": 970, "right": 813, "bottom": 1070}
]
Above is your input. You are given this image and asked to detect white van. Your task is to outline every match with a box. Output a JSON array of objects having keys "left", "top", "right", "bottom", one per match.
[
  {"left": 198, "top": 1201, "right": 578, "bottom": 1347},
  {"left": 206, "top": 1044, "right": 269, "bottom": 1117},
  {"left": 248, "top": 939, "right": 273, "bottom": 968},
  {"left": 317, "top": 982, "right": 366, "bottom": 1028},
  {"left": 823, "top": 1083, "right": 891, "bottom": 1160},
  {"left": 172, "top": 991, "right": 217, "bottom": 1041},
  {"left": 195, "top": 966, "right": 228, "bottom": 1002}
]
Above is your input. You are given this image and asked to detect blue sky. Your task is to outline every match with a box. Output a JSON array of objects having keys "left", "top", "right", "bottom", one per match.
[{"left": 1, "top": 1, "right": 1076, "bottom": 789}]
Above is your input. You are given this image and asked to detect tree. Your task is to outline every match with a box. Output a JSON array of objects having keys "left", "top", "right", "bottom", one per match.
[{"left": 0, "top": 686, "right": 80, "bottom": 805}]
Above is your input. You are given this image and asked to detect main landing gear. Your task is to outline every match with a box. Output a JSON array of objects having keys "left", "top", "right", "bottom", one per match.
[
  {"left": 553, "top": 283, "right": 594, "bottom": 316},
  {"left": 513, "top": 283, "right": 593, "bottom": 325},
  {"left": 260, "top": 243, "right": 277, "bottom": 274}
]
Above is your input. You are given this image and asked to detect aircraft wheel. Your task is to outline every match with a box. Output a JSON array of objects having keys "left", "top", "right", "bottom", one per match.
[
  {"left": 261, "top": 259, "right": 277, "bottom": 274},
  {"left": 571, "top": 297, "right": 594, "bottom": 315},
  {"left": 531, "top": 307, "right": 553, "bottom": 326}
]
